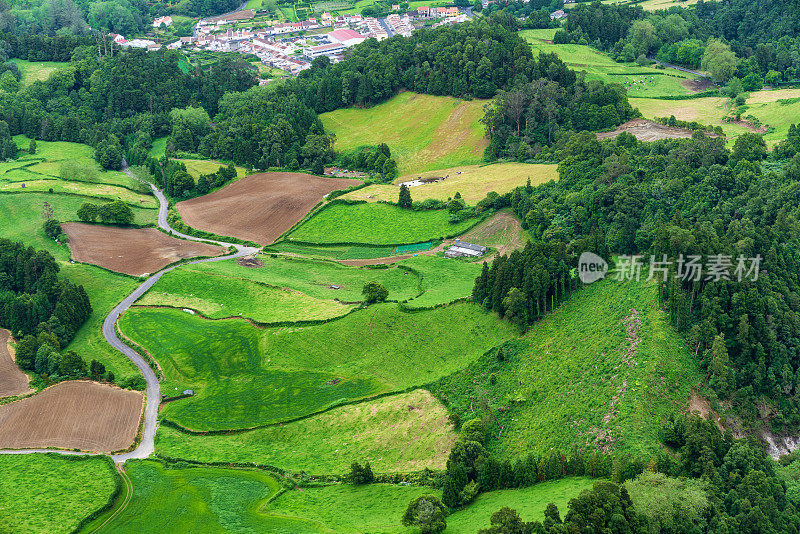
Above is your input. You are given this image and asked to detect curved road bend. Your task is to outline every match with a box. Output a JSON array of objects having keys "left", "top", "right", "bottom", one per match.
[{"left": 0, "top": 177, "right": 259, "bottom": 462}]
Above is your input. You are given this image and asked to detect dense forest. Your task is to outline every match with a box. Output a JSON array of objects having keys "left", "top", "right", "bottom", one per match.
[
  {"left": 560, "top": 0, "right": 800, "bottom": 82},
  {"left": 474, "top": 127, "right": 800, "bottom": 432},
  {"left": 292, "top": 17, "right": 570, "bottom": 108},
  {"left": 0, "top": 239, "right": 91, "bottom": 348}
]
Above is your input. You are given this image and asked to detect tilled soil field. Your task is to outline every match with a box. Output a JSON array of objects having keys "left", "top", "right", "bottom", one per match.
[
  {"left": 64, "top": 223, "right": 224, "bottom": 276},
  {"left": 175, "top": 172, "right": 360, "bottom": 246},
  {"left": 0, "top": 329, "right": 31, "bottom": 398},
  {"left": 0, "top": 381, "right": 143, "bottom": 452}
]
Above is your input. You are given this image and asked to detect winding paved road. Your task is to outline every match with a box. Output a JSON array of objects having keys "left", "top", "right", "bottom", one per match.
[{"left": 1, "top": 175, "right": 259, "bottom": 462}]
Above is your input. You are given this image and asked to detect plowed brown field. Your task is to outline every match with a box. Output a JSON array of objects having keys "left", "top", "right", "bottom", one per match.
[
  {"left": 64, "top": 223, "right": 224, "bottom": 276},
  {"left": 0, "top": 329, "right": 31, "bottom": 398},
  {"left": 0, "top": 381, "right": 143, "bottom": 452},
  {"left": 175, "top": 172, "right": 360, "bottom": 245}
]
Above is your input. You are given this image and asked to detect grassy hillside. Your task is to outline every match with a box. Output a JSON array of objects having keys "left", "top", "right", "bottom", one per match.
[
  {"left": 94, "top": 461, "right": 310, "bottom": 532},
  {"left": 431, "top": 278, "right": 705, "bottom": 460},
  {"left": 397, "top": 254, "right": 483, "bottom": 309},
  {"left": 10, "top": 59, "right": 69, "bottom": 86},
  {"left": 157, "top": 389, "right": 457, "bottom": 473},
  {"left": 341, "top": 163, "right": 557, "bottom": 204},
  {"left": 119, "top": 302, "right": 517, "bottom": 430},
  {"left": 742, "top": 94, "right": 800, "bottom": 145},
  {"left": 137, "top": 267, "right": 357, "bottom": 323},
  {"left": 445, "top": 478, "right": 595, "bottom": 532},
  {"left": 287, "top": 203, "right": 478, "bottom": 245},
  {"left": 7, "top": 136, "right": 152, "bottom": 198},
  {"left": 0, "top": 454, "right": 118, "bottom": 534},
  {"left": 320, "top": 92, "right": 488, "bottom": 176},
  {"left": 630, "top": 97, "right": 751, "bottom": 139},
  {"left": 262, "top": 477, "right": 593, "bottom": 533},
  {"left": 140, "top": 255, "right": 423, "bottom": 309},
  {"left": 520, "top": 33, "right": 699, "bottom": 98}
]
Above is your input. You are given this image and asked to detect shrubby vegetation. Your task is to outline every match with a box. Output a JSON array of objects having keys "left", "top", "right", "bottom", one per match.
[
  {"left": 77, "top": 200, "right": 134, "bottom": 225},
  {"left": 336, "top": 143, "right": 398, "bottom": 182}
]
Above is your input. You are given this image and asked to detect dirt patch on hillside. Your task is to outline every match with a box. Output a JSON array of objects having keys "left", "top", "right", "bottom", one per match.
[
  {"left": 460, "top": 211, "right": 527, "bottom": 257},
  {"left": 237, "top": 256, "right": 263, "bottom": 268},
  {"left": 726, "top": 118, "right": 769, "bottom": 134},
  {"left": 688, "top": 389, "right": 725, "bottom": 433},
  {"left": 337, "top": 242, "right": 449, "bottom": 267},
  {"left": 176, "top": 172, "right": 360, "bottom": 246},
  {"left": 0, "top": 329, "right": 32, "bottom": 398},
  {"left": 597, "top": 119, "right": 696, "bottom": 142},
  {"left": 0, "top": 380, "right": 143, "bottom": 452},
  {"left": 64, "top": 223, "right": 224, "bottom": 276},
  {"left": 681, "top": 77, "right": 713, "bottom": 93}
]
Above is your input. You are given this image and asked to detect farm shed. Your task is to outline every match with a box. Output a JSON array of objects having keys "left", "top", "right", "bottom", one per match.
[{"left": 445, "top": 239, "right": 487, "bottom": 258}]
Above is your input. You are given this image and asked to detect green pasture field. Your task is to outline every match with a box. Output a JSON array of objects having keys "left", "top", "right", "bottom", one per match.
[
  {"left": 3, "top": 136, "right": 155, "bottom": 208},
  {"left": 0, "top": 193, "right": 154, "bottom": 252},
  {"left": 520, "top": 35, "right": 699, "bottom": 98},
  {"left": 287, "top": 203, "right": 479, "bottom": 245},
  {"left": 742, "top": 96, "right": 800, "bottom": 145},
  {"left": 518, "top": 28, "right": 558, "bottom": 41},
  {"left": 0, "top": 454, "right": 118, "bottom": 534},
  {"left": 119, "top": 301, "right": 516, "bottom": 430},
  {"left": 9, "top": 59, "right": 69, "bottom": 86},
  {"left": 61, "top": 264, "right": 142, "bottom": 379},
  {"left": 430, "top": 278, "right": 705, "bottom": 461},
  {"left": 595, "top": 0, "right": 699, "bottom": 10},
  {"left": 137, "top": 267, "right": 356, "bottom": 323},
  {"left": 320, "top": 92, "right": 488, "bottom": 176},
  {"left": 398, "top": 254, "right": 483, "bottom": 308},
  {"left": 179, "top": 159, "right": 248, "bottom": 181},
  {"left": 263, "top": 483, "right": 432, "bottom": 533},
  {"left": 341, "top": 163, "right": 558, "bottom": 205},
  {"left": 149, "top": 137, "right": 168, "bottom": 158},
  {"left": 9, "top": 136, "right": 141, "bottom": 190},
  {"left": 157, "top": 389, "right": 457, "bottom": 473},
  {"left": 95, "top": 461, "right": 315, "bottom": 532},
  {"left": 147, "top": 255, "right": 423, "bottom": 305},
  {"left": 445, "top": 477, "right": 596, "bottom": 532},
  {"left": 630, "top": 97, "right": 751, "bottom": 139}
]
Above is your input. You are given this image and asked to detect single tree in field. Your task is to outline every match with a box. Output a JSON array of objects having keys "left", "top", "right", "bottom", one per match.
[
  {"left": 348, "top": 461, "right": 374, "bottom": 484},
  {"left": 401, "top": 495, "right": 447, "bottom": 534},
  {"left": 43, "top": 219, "right": 61, "bottom": 240},
  {"left": 90, "top": 359, "right": 106, "bottom": 381},
  {"left": 28, "top": 139, "right": 36, "bottom": 154},
  {"left": 398, "top": 183, "right": 412, "bottom": 208},
  {"left": 701, "top": 39, "right": 739, "bottom": 82},
  {"left": 362, "top": 281, "right": 388, "bottom": 303},
  {"left": 77, "top": 202, "right": 99, "bottom": 223}
]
